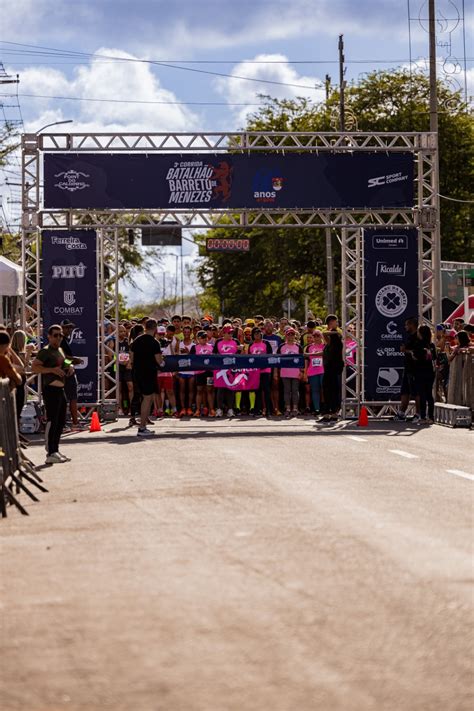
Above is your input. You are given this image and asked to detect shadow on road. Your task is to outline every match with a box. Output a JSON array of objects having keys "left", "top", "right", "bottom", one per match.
[{"left": 24, "top": 419, "right": 423, "bottom": 448}]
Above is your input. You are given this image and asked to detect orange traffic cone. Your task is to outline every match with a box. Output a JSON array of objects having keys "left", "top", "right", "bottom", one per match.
[
  {"left": 89, "top": 411, "right": 101, "bottom": 433},
  {"left": 358, "top": 406, "right": 369, "bottom": 427}
]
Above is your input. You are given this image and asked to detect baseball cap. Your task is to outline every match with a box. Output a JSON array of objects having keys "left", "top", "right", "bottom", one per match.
[
  {"left": 60, "top": 319, "right": 76, "bottom": 328},
  {"left": 244, "top": 318, "right": 256, "bottom": 326},
  {"left": 286, "top": 327, "right": 296, "bottom": 335},
  {"left": 222, "top": 324, "right": 233, "bottom": 332},
  {"left": 157, "top": 326, "right": 166, "bottom": 334}
]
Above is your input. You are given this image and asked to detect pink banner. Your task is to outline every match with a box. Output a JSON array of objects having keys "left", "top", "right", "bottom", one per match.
[{"left": 214, "top": 368, "right": 260, "bottom": 391}]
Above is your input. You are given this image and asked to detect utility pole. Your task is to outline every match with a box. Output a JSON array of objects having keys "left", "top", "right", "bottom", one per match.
[
  {"left": 338, "top": 34, "right": 345, "bottom": 132},
  {"left": 428, "top": 0, "right": 442, "bottom": 324}
]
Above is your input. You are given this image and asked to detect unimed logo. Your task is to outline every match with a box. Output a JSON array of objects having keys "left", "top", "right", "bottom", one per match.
[{"left": 372, "top": 235, "right": 408, "bottom": 250}]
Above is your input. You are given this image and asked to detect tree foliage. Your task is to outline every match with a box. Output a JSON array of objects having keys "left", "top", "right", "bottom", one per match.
[{"left": 196, "top": 69, "right": 473, "bottom": 318}]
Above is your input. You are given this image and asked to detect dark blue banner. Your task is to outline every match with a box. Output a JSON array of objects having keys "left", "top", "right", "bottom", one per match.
[
  {"left": 43, "top": 153, "right": 414, "bottom": 210},
  {"left": 41, "top": 230, "right": 98, "bottom": 404},
  {"left": 363, "top": 228, "right": 419, "bottom": 401},
  {"left": 163, "top": 354, "right": 305, "bottom": 371}
]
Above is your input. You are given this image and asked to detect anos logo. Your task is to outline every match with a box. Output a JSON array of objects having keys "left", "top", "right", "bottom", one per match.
[{"left": 253, "top": 170, "right": 284, "bottom": 203}]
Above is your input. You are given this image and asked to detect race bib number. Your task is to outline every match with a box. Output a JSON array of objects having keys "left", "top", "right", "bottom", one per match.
[{"left": 311, "top": 357, "right": 322, "bottom": 367}]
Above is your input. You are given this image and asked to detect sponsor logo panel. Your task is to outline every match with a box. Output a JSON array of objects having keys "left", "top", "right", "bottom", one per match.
[{"left": 375, "top": 284, "right": 408, "bottom": 318}]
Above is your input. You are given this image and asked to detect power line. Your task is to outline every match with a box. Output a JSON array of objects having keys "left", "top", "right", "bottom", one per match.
[
  {"left": 0, "top": 92, "right": 289, "bottom": 107},
  {"left": 438, "top": 193, "right": 474, "bottom": 204}
]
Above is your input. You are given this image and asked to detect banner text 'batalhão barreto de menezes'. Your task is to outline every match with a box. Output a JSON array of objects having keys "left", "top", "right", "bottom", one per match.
[{"left": 43, "top": 153, "right": 414, "bottom": 211}]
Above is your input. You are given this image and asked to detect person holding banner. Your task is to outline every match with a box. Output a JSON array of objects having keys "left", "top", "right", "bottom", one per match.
[
  {"left": 248, "top": 328, "right": 272, "bottom": 416},
  {"left": 190, "top": 331, "right": 215, "bottom": 417},
  {"left": 213, "top": 324, "right": 241, "bottom": 417},
  {"left": 277, "top": 328, "right": 304, "bottom": 418}
]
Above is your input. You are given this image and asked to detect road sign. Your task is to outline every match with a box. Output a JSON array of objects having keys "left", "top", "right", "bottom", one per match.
[
  {"left": 141, "top": 224, "right": 182, "bottom": 246},
  {"left": 282, "top": 297, "right": 296, "bottom": 312}
]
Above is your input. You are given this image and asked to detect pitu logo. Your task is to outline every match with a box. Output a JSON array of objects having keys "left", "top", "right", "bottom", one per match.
[
  {"left": 253, "top": 171, "right": 284, "bottom": 203},
  {"left": 52, "top": 263, "right": 86, "bottom": 279}
]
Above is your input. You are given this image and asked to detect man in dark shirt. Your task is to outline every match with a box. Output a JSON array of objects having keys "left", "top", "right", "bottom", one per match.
[
  {"left": 32, "top": 324, "right": 74, "bottom": 463},
  {"left": 60, "top": 319, "right": 83, "bottom": 430},
  {"left": 395, "top": 316, "right": 420, "bottom": 421},
  {"left": 130, "top": 319, "right": 163, "bottom": 436}
]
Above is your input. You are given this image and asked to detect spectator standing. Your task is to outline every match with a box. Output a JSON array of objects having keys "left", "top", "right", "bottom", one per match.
[
  {"left": 412, "top": 325, "right": 436, "bottom": 424},
  {"left": 395, "top": 317, "right": 420, "bottom": 422},
  {"left": 129, "top": 319, "right": 163, "bottom": 436},
  {"left": 32, "top": 325, "right": 73, "bottom": 464},
  {"left": 60, "top": 319, "right": 83, "bottom": 431},
  {"left": 10, "top": 329, "right": 35, "bottom": 422},
  {"left": 320, "top": 331, "right": 344, "bottom": 422},
  {"left": 0, "top": 331, "right": 22, "bottom": 390}
]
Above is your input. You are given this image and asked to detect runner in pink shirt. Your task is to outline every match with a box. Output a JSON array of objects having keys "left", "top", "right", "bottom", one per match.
[
  {"left": 304, "top": 330, "right": 324, "bottom": 414},
  {"left": 277, "top": 328, "right": 303, "bottom": 417},
  {"left": 190, "top": 331, "right": 215, "bottom": 417},
  {"left": 248, "top": 327, "right": 272, "bottom": 416}
]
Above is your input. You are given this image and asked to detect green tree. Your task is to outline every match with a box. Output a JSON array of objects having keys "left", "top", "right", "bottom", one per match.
[{"left": 197, "top": 69, "right": 473, "bottom": 317}]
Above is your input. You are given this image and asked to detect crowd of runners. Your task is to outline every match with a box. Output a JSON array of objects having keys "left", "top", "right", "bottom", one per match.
[
  {"left": 106, "top": 313, "right": 474, "bottom": 436},
  {"left": 0, "top": 313, "right": 472, "bottom": 453}
]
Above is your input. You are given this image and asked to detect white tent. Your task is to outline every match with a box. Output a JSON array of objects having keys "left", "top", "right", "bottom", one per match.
[
  {"left": 0, "top": 256, "right": 23, "bottom": 296},
  {"left": 0, "top": 256, "right": 23, "bottom": 326}
]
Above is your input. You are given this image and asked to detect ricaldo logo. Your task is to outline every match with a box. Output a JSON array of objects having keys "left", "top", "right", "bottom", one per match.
[{"left": 253, "top": 171, "right": 284, "bottom": 204}]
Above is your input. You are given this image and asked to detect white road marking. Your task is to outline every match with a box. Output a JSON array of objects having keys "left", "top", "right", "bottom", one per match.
[
  {"left": 446, "top": 469, "right": 474, "bottom": 482},
  {"left": 347, "top": 435, "right": 368, "bottom": 442},
  {"left": 388, "top": 449, "right": 419, "bottom": 459}
]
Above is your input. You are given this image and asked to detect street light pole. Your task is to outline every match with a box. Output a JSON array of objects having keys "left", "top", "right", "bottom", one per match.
[
  {"left": 428, "top": 0, "right": 442, "bottom": 324},
  {"left": 34, "top": 119, "right": 73, "bottom": 135}
]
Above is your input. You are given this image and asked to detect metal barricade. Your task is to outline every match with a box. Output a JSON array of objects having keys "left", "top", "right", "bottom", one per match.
[
  {"left": 447, "top": 350, "right": 474, "bottom": 410},
  {"left": 0, "top": 378, "right": 47, "bottom": 517}
]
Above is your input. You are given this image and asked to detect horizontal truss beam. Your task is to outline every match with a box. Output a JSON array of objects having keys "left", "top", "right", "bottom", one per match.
[
  {"left": 38, "top": 209, "right": 427, "bottom": 230},
  {"left": 33, "top": 131, "right": 437, "bottom": 153}
]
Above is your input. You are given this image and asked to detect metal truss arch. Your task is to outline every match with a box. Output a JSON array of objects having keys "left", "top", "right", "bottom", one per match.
[{"left": 21, "top": 130, "right": 439, "bottom": 418}]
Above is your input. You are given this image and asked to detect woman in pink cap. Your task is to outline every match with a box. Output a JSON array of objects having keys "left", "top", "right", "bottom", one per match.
[{"left": 277, "top": 327, "right": 303, "bottom": 417}]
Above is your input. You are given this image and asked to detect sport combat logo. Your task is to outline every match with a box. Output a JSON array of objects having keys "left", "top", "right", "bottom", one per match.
[
  {"left": 63, "top": 290, "right": 76, "bottom": 306},
  {"left": 253, "top": 170, "right": 285, "bottom": 204},
  {"left": 54, "top": 170, "right": 90, "bottom": 192},
  {"left": 375, "top": 284, "right": 408, "bottom": 318},
  {"left": 367, "top": 171, "right": 409, "bottom": 189},
  {"left": 166, "top": 160, "right": 233, "bottom": 205}
]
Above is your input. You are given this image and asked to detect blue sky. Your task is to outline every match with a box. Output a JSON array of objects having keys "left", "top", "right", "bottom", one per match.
[{"left": 1, "top": 0, "right": 472, "bottom": 303}]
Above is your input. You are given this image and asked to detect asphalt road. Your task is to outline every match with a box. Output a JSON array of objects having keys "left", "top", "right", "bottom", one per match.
[{"left": 1, "top": 417, "right": 473, "bottom": 711}]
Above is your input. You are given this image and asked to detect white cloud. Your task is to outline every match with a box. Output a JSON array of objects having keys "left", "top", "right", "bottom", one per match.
[
  {"left": 10, "top": 47, "right": 199, "bottom": 133},
  {"left": 215, "top": 53, "right": 326, "bottom": 126}
]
